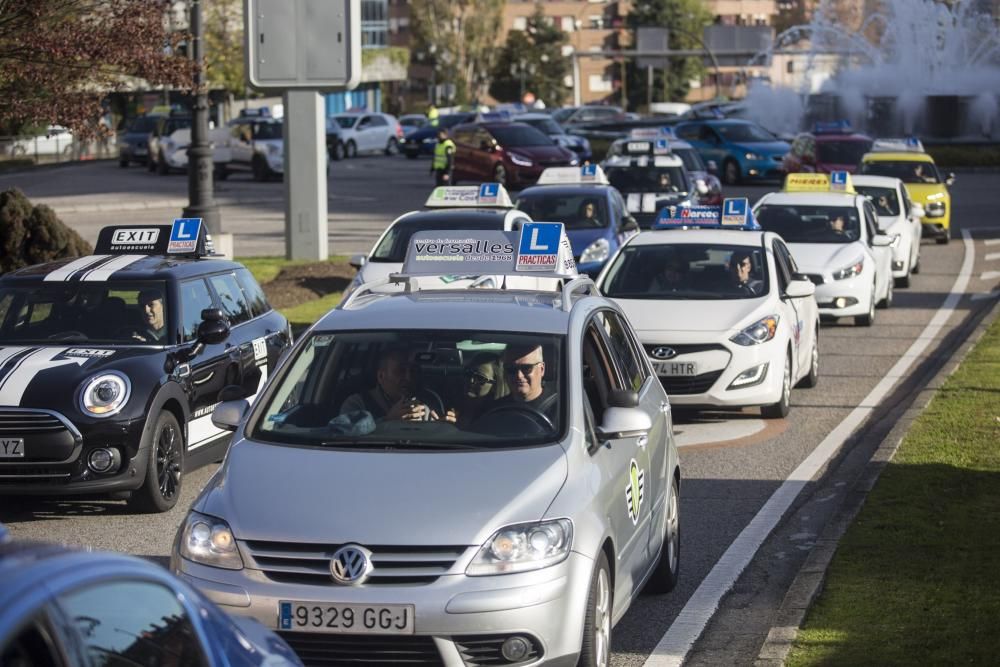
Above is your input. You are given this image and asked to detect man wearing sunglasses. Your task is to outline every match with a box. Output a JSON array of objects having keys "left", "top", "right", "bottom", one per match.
[{"left": 499, "top": 344, "right": 557, "bottom": 420}]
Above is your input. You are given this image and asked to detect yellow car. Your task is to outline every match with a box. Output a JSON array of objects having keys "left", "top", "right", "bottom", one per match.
[{"left": 859, "top": 143, "right": 954, "bottom": 244}]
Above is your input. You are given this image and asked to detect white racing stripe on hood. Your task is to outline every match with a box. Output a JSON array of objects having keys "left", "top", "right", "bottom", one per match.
[
  {"left": 81, "top": 254, "right": 147, "bottom": 281},
  {"left": 43, "top": 255, "right": 112, "bottom": 282},
  {"left": 0, "top": 347, "right": 34, "bottom": 370},
  {"left": 0, "top": 348, "right": 88, "bottom": 406}
]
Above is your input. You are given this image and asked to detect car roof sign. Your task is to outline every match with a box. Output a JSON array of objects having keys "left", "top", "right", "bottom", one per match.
[
  {"left": 424, "top": 184, "right": 514, "bottom": 208},
  {"left": 783, "top": 172, "right": 856, "bottom": 194},
  {"left": 536, "top": 164, "right": 610, "bottom": 185},
  {"left": 871, "top": 137, "right": 925, "bottom": 153},
  {"left": 92, "top": 218, "right": 214, "bottom": 257},
  {"left": 398, "top": 222, "right": 577, "bottom": 279},
  {"left": 813, "top": 120, "right": 851, "bottom": 134},
  {"left": 628, "top": 126, "right": 676, "bottom": 140},
  {"left": 654, "top": 198, "right": 760, "bottom": 230}
]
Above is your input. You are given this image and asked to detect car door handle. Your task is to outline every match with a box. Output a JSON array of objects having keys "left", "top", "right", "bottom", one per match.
[
  {"left": 660, "top": 400, "right": 671, "bottom": 413},
  {"left": 637, "top": 435, "right": 648, "bottom": 449}
]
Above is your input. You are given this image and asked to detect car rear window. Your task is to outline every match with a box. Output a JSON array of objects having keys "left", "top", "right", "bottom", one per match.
[{"left": 371, "top": 216, "right": 507, "bottom": 263}]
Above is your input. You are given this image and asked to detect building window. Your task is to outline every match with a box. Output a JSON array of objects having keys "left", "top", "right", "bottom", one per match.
[
  {"left": 589, "top": 74, "right": 613, "bottom": 92},
  {"left": 512, "top": 16, "right": 527, "bottom": 31},
  {"left": 588, "top": 15, "right": 604, "bottom": 29},
  {"left": 361, "top": 0, "right": 388, "bottom": 47},
  {"left": 561, "top": 16, "right": 575, "bottom": 32}
]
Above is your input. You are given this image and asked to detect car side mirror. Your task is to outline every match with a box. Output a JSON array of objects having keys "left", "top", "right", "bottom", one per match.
[
  {"left": 872, "top": 234, "right": 894, "bottom": 247},
  {"left": 349, "top": 253, "right": 367, "bottom": 270},
  {"left": 198, "top": 308, "right": 230, "bottom": 346},
  {"left": 706, "top": 160, "right": 719, "bottom": 175},
  {"left": 910, "top": 203, "right": 925, "bottom": 218},
  {"left": 945, "top": 173, "right": 955, "bottom": 186},
  {"left": 479, "top": 140, "right": 495, "bottom": 152},
  {"left": 620, "top": 217, "right": 639, "bottom": 233},
  {"left": 596, "top": 406, "right": 652, "bottom": 441},
  {"left": 695, "top": 178, "right": 709, "bottom": 195},
  {"left": 784, "top": 278, "right": 815, "bottom": 299},
  {"left": 212, "top": 399, "right": 249, "bottom": 432}
]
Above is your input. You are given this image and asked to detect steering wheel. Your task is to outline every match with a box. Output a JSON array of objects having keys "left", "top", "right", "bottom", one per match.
[
  {"left": 473, "top": 403, "right": 554, "bottom": 433},
  {"left": 48, "top": 330, "right": 88, "bottom": 340},
  {"left": 114, "top": 326, "right": 148, "bottom": 341},
  {"left": 412, "top": 387, "right": 445, "bottom": 421}
]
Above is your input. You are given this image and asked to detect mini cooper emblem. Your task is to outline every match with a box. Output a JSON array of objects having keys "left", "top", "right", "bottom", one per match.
[
  {"left": 651, "top": 346, "right": 677, "bottom": 360},
  {"left": 330, "top": 545, "right": 373, "bottom": 585}
]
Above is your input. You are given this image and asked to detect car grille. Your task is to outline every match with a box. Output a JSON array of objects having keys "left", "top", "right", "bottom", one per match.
[
  {"left": 643, "top": 343, "right": 727, "bottom": 357},
  {"left": 243, "top": 541, "right": 470, "bottom": 586},
  {"left": 455, "top": 635, "right": 543, "bottom": 666},
  {"left": 278, "top": 632, "right": 442, "bottom": 667},
  {"left": 659, "top": 369, "right": 724, "bottom": 395},
  {"left": 0, "top": 465, "right": 72, "bottom": 484},
  {"left": 804, "top": 274, "right": 825, "bottom": 285},
  {"left": 0, "top": 409, "right": 71, "bottom": 436}
]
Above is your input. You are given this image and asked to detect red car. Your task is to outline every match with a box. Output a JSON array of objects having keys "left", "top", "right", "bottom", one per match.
[
  {"left": 783, "top": 122, "right": 873, "bottom": 174},
  {"left": 451, "top": 121, "right": 578, "bottom": 188}
]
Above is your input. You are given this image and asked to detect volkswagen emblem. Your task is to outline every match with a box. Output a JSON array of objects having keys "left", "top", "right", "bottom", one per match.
[
  {"left": 330, "top": 545, "right": 373, "bottom": 585},
  {"left": 651, "top": 346, "right": 677, "bottom": 360}
]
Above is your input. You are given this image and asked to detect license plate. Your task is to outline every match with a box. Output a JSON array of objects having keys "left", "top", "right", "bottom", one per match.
[
  {"left": 278, "top": 601, "right": 414, "bottom": 635},
  {"left": 654, "top": 361, "right": 698, "bottom": 377},
  {"left": 0, "top": 438, "right": 24, "bottom": 458}
]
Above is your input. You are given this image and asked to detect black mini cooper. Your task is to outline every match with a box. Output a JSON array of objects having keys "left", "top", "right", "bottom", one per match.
[{"left": 0, "top": 220, "right": 291, "bottom": 512}]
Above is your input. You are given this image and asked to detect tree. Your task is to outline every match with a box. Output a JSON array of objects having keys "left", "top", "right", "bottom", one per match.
[
  {"left": 489, "top": 5, "right": 570, "bottom": 107},
  {"left": 410, "top": 0, "right": 505, "bottom": 105},
  {"left": 0, "top": 0, "right": 194, "bottom": 137},
  {"left": 625, "top": 0, "right": 712, "bottom": 110},
  {"left": 0, "top": 189, "right": 91, "bottom": 276},
  {"left": 204, "top": 0, "right": 247, "bottom": 97}
]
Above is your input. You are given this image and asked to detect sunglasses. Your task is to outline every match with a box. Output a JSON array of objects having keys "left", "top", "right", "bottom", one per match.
[
  {"left": 465, "top": 371, "right": 495, "bottom": 387},
  {"left": 505, "top": 361, "right": 542, "bottom": 376}
]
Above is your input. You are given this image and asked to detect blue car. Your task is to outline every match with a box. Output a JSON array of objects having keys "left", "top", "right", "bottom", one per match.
[
  {"left": 0, "top": 532, "right": 302, "bottom": 666},
  {"left": 514, "top": 167, "right": 636, "bottom": 277},
  {"left": 517, "top": 112, "right": 593, "bottom": 163},
  {"left": 674, "top": 119, "right": 790, "bottom": 185},
  {"left": 399, "top": 112, "right": 476, "bottom": 158}
]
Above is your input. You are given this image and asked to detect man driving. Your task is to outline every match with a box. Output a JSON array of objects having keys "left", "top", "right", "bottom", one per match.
[
  {"left": 730, "top": 250, "right": 763, "bottom": 296},
  {"left": 135, "top": 288, "right": 167, "bottom": 343},
  {"left": 499, "top": 344, "right": 557, "bottom": 419}
]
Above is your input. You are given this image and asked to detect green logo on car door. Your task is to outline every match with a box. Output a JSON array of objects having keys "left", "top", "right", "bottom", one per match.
[{"left": 626, "top": 459, "right": 645, "bottom": 525}]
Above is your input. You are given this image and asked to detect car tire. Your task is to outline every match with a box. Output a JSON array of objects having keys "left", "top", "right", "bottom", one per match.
[
  {"left": 128, "top": 411, "right": 183, "bottom": 513},
  {"left": 723, "top": 159, "right": 741, "bottom": 185},
  {"left": 911, "top": 256, "right": 920, "bottom": 274},
  {"left": 345, "top": 140, "right": 357, "bottom": 159},
  {"left": 404, "top": 150, "right": 417, "bottom": 160},
  {"left": 11, "top": 145, "right": 26, "bottom": 157},
  {"left": 118, "top": 158, "right": 129, "bottom": 168},
  {"left": 252, "top": 155, "right": 268, "bottom": 182},
  {"left": 855, "top": 285, "right": 876, "bottom": 326},
  {"left": 385, "top": 138, "right": 399, "bottom": 156},
  {"left": 936, "top": 234, "right": 950, "bottom": 245},
  {"left": 798, "top": 327, "right": 819, "bottom": 388},
  {"left": 578, "top": 551, "right": 612, "bottom": 667},
  {"left": 157, "top": 152, "right": 169, "bottom": 175},
  {"left": 332, "top": 142, "right": 345, "bottom": 161},
  {"left": 878, "top": 277, "right": 893, "bottom": 309},
  {"left": 895, "top": 273, "right": 910, "bottom": 288},
  {"left": 214, "top": 164, "right": 229, "bottom": 181},
  {"left": 147, "top": 156, "right": 156, "bottom": 172},
  {"left": 493, "top": 163, "right": 507, "bottom": 186},
  {"left": 761, "top": 353, "right": 791, "bottom": 419},
  {"left": 644, "top": 477, "right": 680, "bottom": 594}
]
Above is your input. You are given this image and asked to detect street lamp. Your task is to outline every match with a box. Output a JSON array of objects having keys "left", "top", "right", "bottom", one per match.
[
  {"left": 511, "top": 59, "right": 537, "bottom": 101},
  {"left": 182, "top": 0, "right": 220, "bottom": 236}
]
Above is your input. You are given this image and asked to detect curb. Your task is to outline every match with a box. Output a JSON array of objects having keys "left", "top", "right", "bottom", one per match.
[{"left": 754, "top": 296, "right": 1000, "bottom": 667}]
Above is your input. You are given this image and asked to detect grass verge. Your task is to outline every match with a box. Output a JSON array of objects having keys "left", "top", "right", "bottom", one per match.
[
  {"left": 926, "top": 144, "right": 1000, "bottom": 168},
  {"left": 786, "top": 314, "right": 1000, "bottom": 665},
  {"left": 238, "top": 256, "right": 317, "bottom": 286},
  {"left": 238, "top": 255, "right": 351, "bottom": 334}
]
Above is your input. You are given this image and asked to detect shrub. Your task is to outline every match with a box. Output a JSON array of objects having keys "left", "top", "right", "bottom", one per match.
[{"left": 0, "top": 188, "right": 91, "bottom": 275}]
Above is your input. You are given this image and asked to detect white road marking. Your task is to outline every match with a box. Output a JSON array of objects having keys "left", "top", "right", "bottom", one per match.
[
  {"left": 985, "top": 239, "right": 1000, "bottom": 247},
  {"left": 674, "top": 420, "right": 767, "bottom": 448},
  {"left": 971, "top": 290, "right": 1000, "bottom": 302},
  {"left": 643, "top": 230, "right": 975, "bottom": 667},
  {"left": 986, "top": 252, "right": 1000, "bottom": 261},
  {"left": 981, "top": 271, "right": 1000, "bottom": 281}
]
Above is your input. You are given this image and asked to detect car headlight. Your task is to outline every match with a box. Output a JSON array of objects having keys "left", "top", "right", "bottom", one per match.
[
  {"left": 744, "top": 152, "right": 764, "bottom": 161},
  {"left": 569, "top": 157, "right": 579, "bottom": 166},
  {"left": 509, "top": 152, "right": 533, "bottom": 167},
  {"left": 79, "top": 372, "right": 131, "bottom": 417},
  {"left": 466, "top": 519, "right": 573, "bottom": 576},
  {"left": 925, "top": 201, "right": 946, "bottom": 217},
  {"left": 179, "top": 511, "right": 243, "bottom": 570},
  {"left": 833, "top": 258, "right": 865, "bottom": 280},
  {"left": 580, "top": 238, "right": 610, "bottom": 264},
  {"left": 730, "top": 315, "right": 780, "bottom": 346}
]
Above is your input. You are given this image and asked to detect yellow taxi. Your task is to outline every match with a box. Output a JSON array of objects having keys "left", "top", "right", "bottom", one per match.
[{"left": 859, "top": 139, "right": 954, "bottom": 244}]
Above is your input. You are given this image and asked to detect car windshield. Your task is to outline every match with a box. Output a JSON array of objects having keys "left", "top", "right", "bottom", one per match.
[
  {"left": 490, "top": 125, "right": 553, "bottom": 147},
  {"left": 439, "top": 114, "right": 475, "bottom": 129},
  {"left": 673, "top": 147, "right": 706, "bottom": 172},
  {"left": 855, "top": 186, "right": 901, "bottom": 216},
  {"left": 715, "top": 123, "right": 777, "bottom": 142},
  {"left": 516, "top": 194, "right": 609, "bottom": 230},
  {"left": 252, "top": 331, "right": 565, "bottom": 449},
  {"left": 551, "top": 108, "right": 575, "bottom": 123},
  {"left": 756, "top": 204, "right": 862, "bottom": 244},
  {"left": 254, "top": 122, "right": 283, "bottom": 140},
  {"left": 164, "top": 118, "right": 192, "bottom": 134},
  {"left": 333, "top": 116, "right": 360, "bottom": 129},
  {"left": 400, "top": 117, "right": 426, "bottom": 128},
  {"left": 521, "top": 118, "right": 563, "bottom": 135},
  {"left": 0, "top": 281, "right": 171, "bottom": 344},
  {"left": 371, "top": 216, "right": 509, "bottom": 262},
  {"left": 601, "top": 244, "right": 769, "bottom": 300},
  {"left": 127, "top": 117, "right": 160, "bottom": 133},
  {"left": 816, "top": 139, "right": 872, "bottom": 165},
  {"left": 860, "top": 160, "right": 941, "bottom": 184},
  {"left": 606, "top": 166, "right": 689, "bottom": 194}
]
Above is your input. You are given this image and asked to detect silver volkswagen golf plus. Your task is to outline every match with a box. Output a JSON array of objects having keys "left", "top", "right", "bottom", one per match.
[{"left": 172, "top": 221, "right": 681, "bottom": 667}]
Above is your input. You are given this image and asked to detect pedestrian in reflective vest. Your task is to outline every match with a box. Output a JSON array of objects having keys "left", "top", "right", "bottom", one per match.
[{"left": 431, "top": 130, "right": 455, "bottom": 185}]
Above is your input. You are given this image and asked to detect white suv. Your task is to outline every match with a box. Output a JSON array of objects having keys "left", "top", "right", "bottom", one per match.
[{"left": 331, "top": 112, "right": 403, "bottom": 158}]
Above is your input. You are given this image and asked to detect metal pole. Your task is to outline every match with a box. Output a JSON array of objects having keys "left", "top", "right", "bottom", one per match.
[
  {"left": 647, "top": 65, "right": 653, "bottom": 110},
  {"left": 183, "top": 0, "right": 221, "bottom": 235}
]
